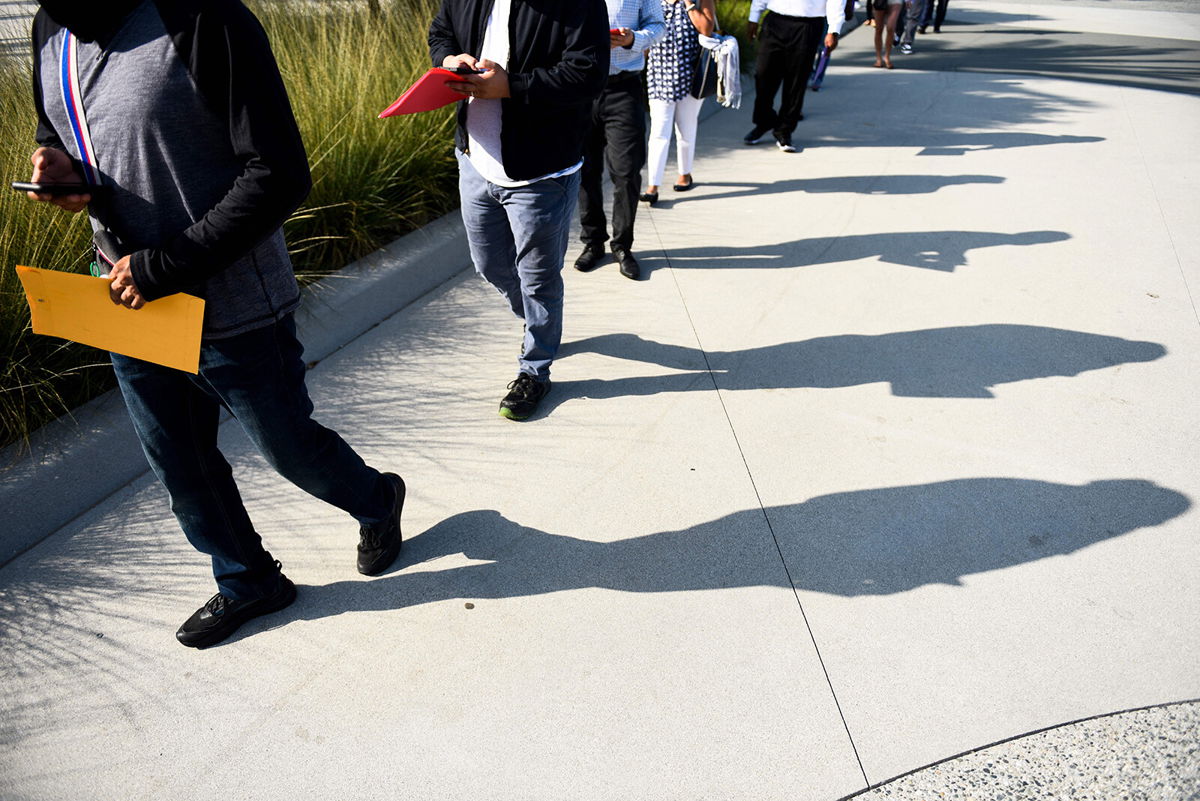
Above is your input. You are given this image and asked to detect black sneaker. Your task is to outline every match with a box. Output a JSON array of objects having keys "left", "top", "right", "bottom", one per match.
[
  {"left": 499, "top": 373, "right": 550, "bottom": 421},
  {"left": 743, "top": 125, "right": 770, "bottom": 145},
  {"left": 775, "top": 133, "right": 797, "bottom": 153},
  {"left": 176, "top": 565, "right": 297, "bottom": 649},
  {"left": 357, "top": 472, "right": 405, "bottom": 575}
]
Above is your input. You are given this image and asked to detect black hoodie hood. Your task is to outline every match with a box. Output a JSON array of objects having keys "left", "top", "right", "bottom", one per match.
[{"left": 38, "top": 0, "right": 144, "bottom": 43}]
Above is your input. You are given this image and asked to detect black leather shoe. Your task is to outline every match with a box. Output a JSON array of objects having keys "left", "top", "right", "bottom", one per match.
[
  {"left": 499, "top": 373, "right": 551, "bottom": 421},
  {"left": 357, "top": 472, "right": 405, "bottom": 575},
  {"left": 612, "top": 246, "right": 640, "bottom": 280},
  {"left": 639, "top": 191, "right": 659, "bottom": 205},
  {"left": 574, "top": 246, "right": 606, "bottom": 272},
  {"left": 176, "top": 567, "right": 297, "bottom": 649}
]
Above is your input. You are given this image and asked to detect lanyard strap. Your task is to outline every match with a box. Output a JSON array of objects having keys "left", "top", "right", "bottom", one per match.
[{"left": 59, "top": 32, "right": 101, "bottom": 186}]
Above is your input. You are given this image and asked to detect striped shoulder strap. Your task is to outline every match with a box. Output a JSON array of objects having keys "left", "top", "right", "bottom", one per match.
[{"left": 59, "top": 31, "right": 101, "bottom": 187}]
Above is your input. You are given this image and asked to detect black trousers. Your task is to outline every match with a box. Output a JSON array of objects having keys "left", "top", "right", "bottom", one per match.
[
  {"left": 922, "top": 0, "right": 948, "bottom": 28},
  {"left": 752, "top": 13, "right": 826, "bottom": 137},
  {"left": 579, "top": 72, "right": 646, "bottom": 252}
]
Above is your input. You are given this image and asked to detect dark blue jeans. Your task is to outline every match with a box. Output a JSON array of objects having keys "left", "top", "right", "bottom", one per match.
[
  {"left": 458, "top": 152, "right": 579, "bottom": 380},
  {"left": 111, "top": 314, "right": 392, "bottom": 600}
]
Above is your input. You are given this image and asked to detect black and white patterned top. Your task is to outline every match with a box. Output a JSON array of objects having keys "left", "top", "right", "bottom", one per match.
[{"left": 646, "top": 0, "right": 700, "bottom": 102}]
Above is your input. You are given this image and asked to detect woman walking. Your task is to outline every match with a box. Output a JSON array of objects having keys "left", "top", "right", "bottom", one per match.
[
  {"left": 872, "top": 0, "right": 903, "bottom": 68},
  {"left": 641, "top": 0, "right": 717, "bottom": 204}
]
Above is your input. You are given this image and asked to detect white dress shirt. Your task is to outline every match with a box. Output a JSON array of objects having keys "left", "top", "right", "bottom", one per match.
[{"left": 748, "top": 0, "right": 847, "bottom": 35}]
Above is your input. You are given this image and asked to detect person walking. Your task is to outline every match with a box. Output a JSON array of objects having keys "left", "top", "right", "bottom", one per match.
[
  {"left": 919, "top": 0, "right": 948, "bottom": 33},
  {"left": 899, "top": 0, "right": 925, "bottom": 53},
  {"left": 871, "top": 0, "right": 903, "bottom": 67},
  {"left": 743, "top": 0, "right": 846, "bottom": 152},
  {"left": 25, "top": 0, "right": 406, "bottom": 648},
  {"left": 430, "top": 0, "right": 610, "bottom": 420},
  {"left": 641, "top": 0, "right": 717, "bottom": 205},
  {"left": 573, "top": 0, "right": 665, "bottom": 281}
]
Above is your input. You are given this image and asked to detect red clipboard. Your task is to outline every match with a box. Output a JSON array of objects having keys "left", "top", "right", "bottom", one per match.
[{"left": 378, "top": 68, "right": 470, "bottom": 117}]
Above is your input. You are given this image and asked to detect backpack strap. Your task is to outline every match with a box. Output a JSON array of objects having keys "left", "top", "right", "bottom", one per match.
[{"left": 59, "top": 31, "right": 101, "bottom": 186}]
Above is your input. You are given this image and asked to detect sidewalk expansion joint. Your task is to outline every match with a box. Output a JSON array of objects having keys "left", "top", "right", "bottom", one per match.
[{"left": 645, "top": 209, "right": 872, "bottom": 789}]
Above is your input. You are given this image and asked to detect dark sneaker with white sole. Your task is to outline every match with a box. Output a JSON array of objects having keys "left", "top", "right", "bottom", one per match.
[
  {"left": 176, "top": 565, "right": 297, "bottom": 649},
  {"left": 743, "top": 125, "right": 770, "bottom": 145},
  {"left": 499, "top": 373, "right": 550, "bottom": 421},
  {"left": 357, "top": 472, "right": 405, "bottom": 575}
]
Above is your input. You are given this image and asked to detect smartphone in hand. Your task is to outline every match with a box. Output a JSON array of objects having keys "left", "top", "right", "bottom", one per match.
[{"left": 12, "top": 181, "right": 99, "bottom": 196}]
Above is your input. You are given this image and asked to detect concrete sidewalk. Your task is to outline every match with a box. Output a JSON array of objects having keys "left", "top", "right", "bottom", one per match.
[{"left": 2, "top": 4, "right": 1198, "bottom": 799}]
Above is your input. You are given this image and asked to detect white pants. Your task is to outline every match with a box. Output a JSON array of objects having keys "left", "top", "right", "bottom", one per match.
[{"left": 646, "top": 94, "right": 705, "bottom": 187}]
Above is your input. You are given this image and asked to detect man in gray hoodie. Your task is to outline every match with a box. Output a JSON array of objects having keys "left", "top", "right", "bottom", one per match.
[{"left": 25, "top": 0, "right": 405, "bottom": 648}]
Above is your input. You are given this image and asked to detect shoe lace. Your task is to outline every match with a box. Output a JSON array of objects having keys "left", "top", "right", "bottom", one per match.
[
  {"left": 359, "top": 522, "right": 381, "bottom": 550},
  {"left": 204, "top": 593, "right": 228, "bottom": 615},
  {"left": 506, "top": 373, "right": 537, "bottom": 397}
]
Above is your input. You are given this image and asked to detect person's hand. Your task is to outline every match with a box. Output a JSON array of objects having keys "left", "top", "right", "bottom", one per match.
[
  {"left": 441, "top": 53, "right": 478, "bottom": 71},
  {"left": 26, "top": 147, "right": 90, "bottom": 212},
  {"left": 108, "top": 255, "right": 146, "bottom": 310},
  {"left": 445, "top": 59, "right": 510, "bottom": 99},
  {"left": 824, "top": 31, "right": 839, "bottom": 52},
  {"left": 610, "top": 27, "right": 634, "bottom": 48},
  {"left": 746, "top": 21, "right": 758, "bottom": 40}
]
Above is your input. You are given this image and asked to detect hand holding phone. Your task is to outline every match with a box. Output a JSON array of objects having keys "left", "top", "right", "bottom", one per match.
[
  {"left": 12, "top": 181, "right": 94, "bottom": 196},
  {"left": 23, "top": 146, "right": 96, "bottom": 213}
]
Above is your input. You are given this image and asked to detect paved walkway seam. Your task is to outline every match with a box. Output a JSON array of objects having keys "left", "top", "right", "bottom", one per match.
[{"left": 646, "top": 203, "right": 873, "bottom": 790}]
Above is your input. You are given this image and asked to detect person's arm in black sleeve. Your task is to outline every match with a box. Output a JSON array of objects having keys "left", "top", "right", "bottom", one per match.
[
  {"left": 132, "top": 0, "right": 311, "bottom": 301},
  {"left": 506, "top": 0, "right": 609, "bottom": 109},
  {"left": 31, "top": 12, "right": 68, "bottom": 152},
  {"left": 429, "top": 0, "right": 464, "bottom": 68}
]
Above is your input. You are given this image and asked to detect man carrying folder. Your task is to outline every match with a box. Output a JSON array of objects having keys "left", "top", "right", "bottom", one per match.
[
  {"left": 25, "top": 0, "right": 406, "bottom": 648},
  {"left": 430, "top": 0, "right": 610, "bottom": 420}
]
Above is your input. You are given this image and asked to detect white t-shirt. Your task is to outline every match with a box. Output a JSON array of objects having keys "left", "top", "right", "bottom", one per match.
[{"left": 465, "top": 0, "right": 581, "bottom": 187}]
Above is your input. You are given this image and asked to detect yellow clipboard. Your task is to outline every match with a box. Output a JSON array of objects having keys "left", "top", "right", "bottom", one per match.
[{"left": 16, "top": 265, "right": 205, "bottom": 373}]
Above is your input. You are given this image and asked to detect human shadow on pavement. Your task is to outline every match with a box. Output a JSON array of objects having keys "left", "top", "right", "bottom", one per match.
[
  {"left": 552, "top": 326, "right": 1165, "bottom": 401},
  {"left": 698, "top": 67, "right": 1107, "bottom": 159},
  {"left": 647, "top": 230, "right": 1069, "bottom": 275},
  {"left": 650, "top": 175, "right": 1006, "bottom": 209},
  {"left": 282, "top": 478, "right": 1189, "bottom": 623},
  {"left": 889, "top": 29, "right": 1200, "bottom": 97}
]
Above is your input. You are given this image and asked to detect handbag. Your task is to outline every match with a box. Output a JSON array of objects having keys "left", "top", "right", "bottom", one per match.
[{"left": 689, "top": 40, "right": 718, "bottom": 99}]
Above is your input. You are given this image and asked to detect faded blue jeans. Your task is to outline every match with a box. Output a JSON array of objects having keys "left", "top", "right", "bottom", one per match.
[
  {"left": 111, "top": 314, "right": 392, "bottom": 600},
  {"left": 457, "top": 151, "right": 579, "bottom": 381}
]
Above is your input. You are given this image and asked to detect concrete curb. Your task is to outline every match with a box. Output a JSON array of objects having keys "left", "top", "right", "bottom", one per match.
[{"left": 0, "top": 210, "right": 471, "bottom": 566}]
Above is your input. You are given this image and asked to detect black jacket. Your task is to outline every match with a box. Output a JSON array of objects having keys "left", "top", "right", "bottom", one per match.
[{"left": 428, "top": 0, "right": 609, "bottom": 181}]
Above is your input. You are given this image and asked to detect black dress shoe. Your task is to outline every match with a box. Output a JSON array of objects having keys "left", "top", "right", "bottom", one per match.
[
  {"left": 639, "top": 191, "right": 659, "bottom": 205},
  {"left": 357, "top": 472, "right": 405, "bottom": 575},
  {"left": 611, "top": 246, "right": 640, "bottom": 280},
  {"left": 574, "top": 246, "right": 606, "bottom": 272},
  {"left": 672, "top": 176, "right": 694, "bottom": 192},
  {"left": 176, "top": 567, "right": 297, "bottom": 649}
]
